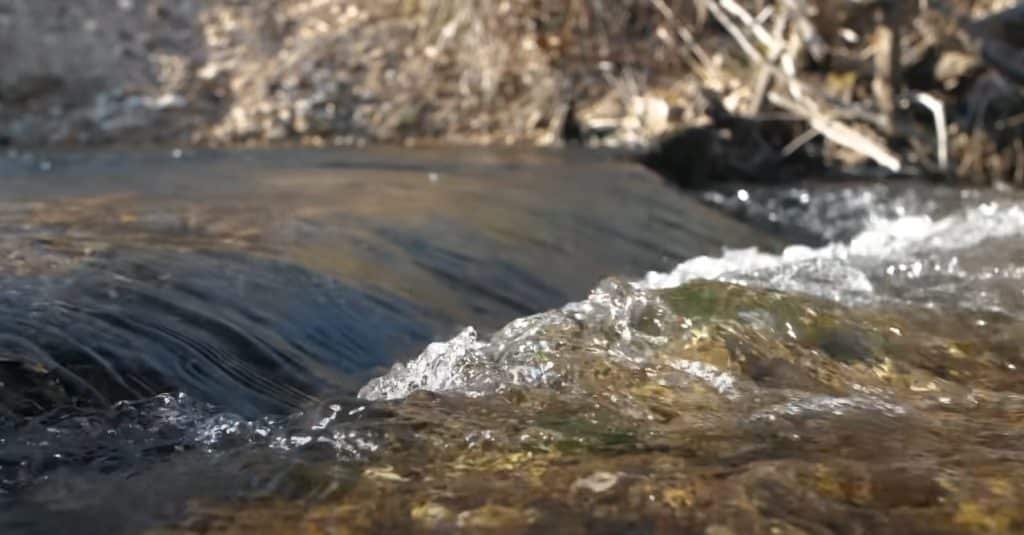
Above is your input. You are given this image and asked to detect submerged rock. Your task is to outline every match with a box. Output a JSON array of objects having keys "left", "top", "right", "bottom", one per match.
[{"left": 147, "top": 192, "right": 1024, "bottom": 534}]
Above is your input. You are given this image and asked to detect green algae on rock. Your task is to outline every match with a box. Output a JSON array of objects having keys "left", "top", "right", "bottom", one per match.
[{"left": 153, "top": 276, "right": 1024, "bottom": 534}]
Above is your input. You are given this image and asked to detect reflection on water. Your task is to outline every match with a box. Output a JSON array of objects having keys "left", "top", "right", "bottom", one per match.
[{"left": 0, "top": 147, "right": 781, "bottom": 533}]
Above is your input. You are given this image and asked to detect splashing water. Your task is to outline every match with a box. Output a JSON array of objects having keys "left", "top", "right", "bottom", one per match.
[
  {"left": 4, "top": 154, "right": 1024, "bottom": 534},
  {"left": 320, "top": 185, "right": 1024, "bottom": 533},
  {"left": 360, "top": 277, "right": 675, "bottom": 400},
  {"left": 362, "top": 191, "right": 1024, "bottom": 403}
]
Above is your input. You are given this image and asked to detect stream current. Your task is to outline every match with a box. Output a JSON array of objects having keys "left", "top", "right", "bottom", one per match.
[{"left": 1, "top": 148, "right": 1022, "bottom": 534}]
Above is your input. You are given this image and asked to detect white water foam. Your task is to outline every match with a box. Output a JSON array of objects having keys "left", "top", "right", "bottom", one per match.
[
  {"left": 642, "top": 203, "right": 1024, "bottom": 290},
  {"left": 359, "top": 278, "right": 674, "bottom": 400},
  {"left": 360, "top": 195, "right": 1024, "bottom": 401}
]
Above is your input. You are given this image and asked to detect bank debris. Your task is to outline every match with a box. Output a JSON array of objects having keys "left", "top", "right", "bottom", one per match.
[{"left": 1, "top": 0, "right": 1023, "bottom": 185}]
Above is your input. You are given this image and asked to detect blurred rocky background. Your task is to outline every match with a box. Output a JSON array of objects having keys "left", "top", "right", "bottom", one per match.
[{"left": 2, "top": 0, "right": 1024, "bottom": 185}]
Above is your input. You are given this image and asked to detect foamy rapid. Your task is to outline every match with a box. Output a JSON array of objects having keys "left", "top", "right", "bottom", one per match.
[{"left": 360, "top": 191, "right": 1024, "bottom": 401}]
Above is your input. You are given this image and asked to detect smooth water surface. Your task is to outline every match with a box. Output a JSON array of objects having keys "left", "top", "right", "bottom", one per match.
[{"left": 0, "top": 147, "right": 781, "bottom": 533}]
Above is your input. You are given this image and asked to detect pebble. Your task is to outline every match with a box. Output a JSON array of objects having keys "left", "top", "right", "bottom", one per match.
[{"left": 571, "top": 471, "right": 620, "bottom": 493}]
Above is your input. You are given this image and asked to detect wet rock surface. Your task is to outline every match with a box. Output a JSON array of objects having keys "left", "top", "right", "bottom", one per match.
[
  {"left": 150, "top": 279, "right": 1024, "bottom": 535},
  {"left": 127, "top": 187, "right": 1024, "bottom": 535},
  {"left": 0, "top": 149, "right": 803, "bottom": 535}
]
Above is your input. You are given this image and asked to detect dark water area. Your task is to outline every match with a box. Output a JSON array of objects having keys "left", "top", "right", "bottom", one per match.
[{"left": 0, "top": 147, "right": 782, "bottom": 533}]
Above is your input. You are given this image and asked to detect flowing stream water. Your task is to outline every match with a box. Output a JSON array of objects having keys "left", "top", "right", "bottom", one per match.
[{"left": 1, "top": 148, "right": 1022, "bottom": 534}]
